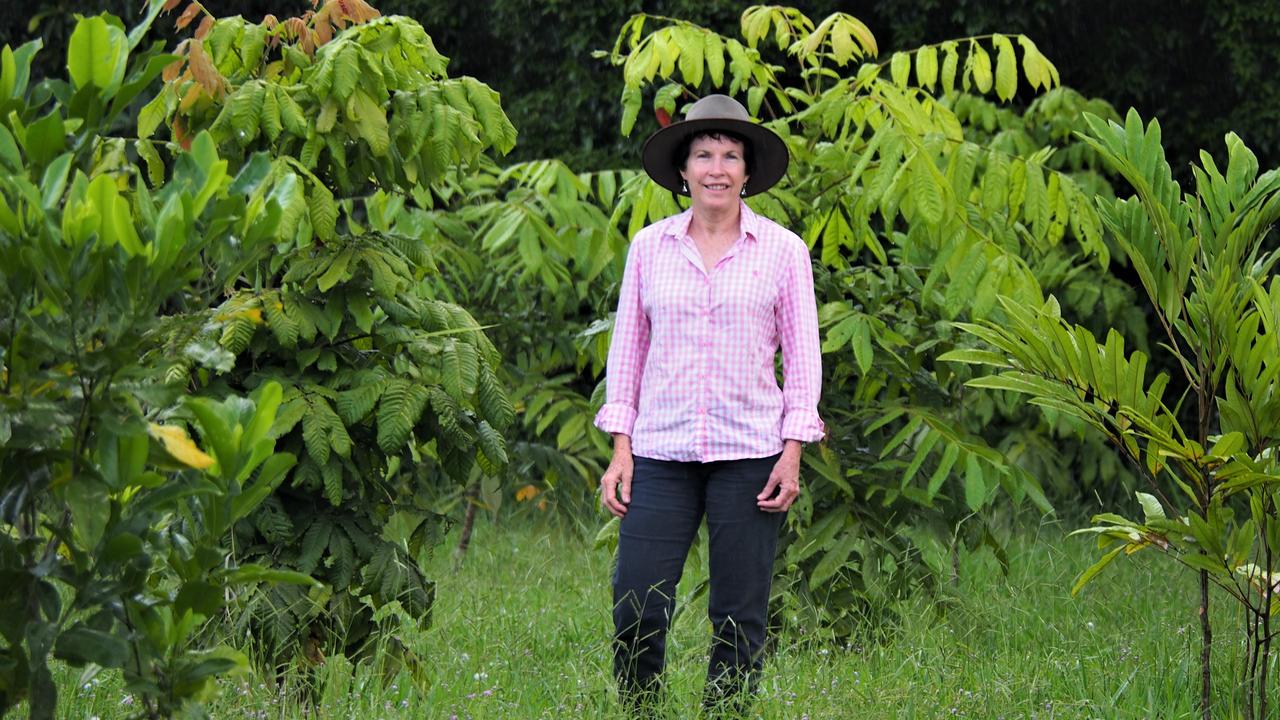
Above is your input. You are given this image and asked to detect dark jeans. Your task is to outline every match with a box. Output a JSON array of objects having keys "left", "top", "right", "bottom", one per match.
[{"left": 612, "top": 453, "right": 785, "bottom": 712}]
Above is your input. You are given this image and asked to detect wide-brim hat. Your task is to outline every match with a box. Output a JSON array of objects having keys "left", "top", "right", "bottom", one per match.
[{"left": 641, "top": 94, "right": 789, "bottom": 198}]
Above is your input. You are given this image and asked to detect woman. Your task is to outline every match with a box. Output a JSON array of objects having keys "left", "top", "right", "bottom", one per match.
[{"left": 594, "top": 94, "right": 824, "bottom": 713}]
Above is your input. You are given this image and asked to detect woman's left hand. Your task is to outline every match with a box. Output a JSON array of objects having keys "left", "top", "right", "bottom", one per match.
[{"left": 757, "top": 441, "right": 803, "bottom": 512}]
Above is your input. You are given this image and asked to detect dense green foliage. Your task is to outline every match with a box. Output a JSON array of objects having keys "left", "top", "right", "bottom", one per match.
[
  {"left": 0, "top": 7, "right": 312, "bottom": 717},
  {"left": 951, "top": 112, "right": 1280, "bottom": 718},
  {"left": 138, "top": 0, "right": 520, "bottom": 664},
  {"left": 5, "top": 0, "right": 1278, "bottom": 173},
  {"left": 6, "top": 0, "right": 1280, "bottom": 717}
]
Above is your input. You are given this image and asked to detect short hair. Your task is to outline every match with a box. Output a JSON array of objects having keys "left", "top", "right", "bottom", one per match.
[{"left": 673, "top": 129, "right": 756, "bottom": 177}]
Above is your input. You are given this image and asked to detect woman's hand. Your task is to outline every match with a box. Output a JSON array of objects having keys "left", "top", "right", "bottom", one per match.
[
  {"left": 600, "top": 435, "right": 634, "bottom": 518},
  {"left": 757, "top": 440, "right": 803, "bottom": 512}
]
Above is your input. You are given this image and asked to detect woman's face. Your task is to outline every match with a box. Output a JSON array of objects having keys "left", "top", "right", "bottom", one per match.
[{"left": 680, "top": 134, "right": 749, "bottom": 213}]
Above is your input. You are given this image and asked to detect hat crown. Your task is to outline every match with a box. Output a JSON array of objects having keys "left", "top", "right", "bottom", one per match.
[
  {"left": 684, "top": 94, "right": 752, "bottom": 123},
  {"left": 641, "top": 93, "right": 788, "bottom": 198}
]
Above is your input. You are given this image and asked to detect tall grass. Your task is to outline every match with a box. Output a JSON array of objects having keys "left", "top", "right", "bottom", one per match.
[{"left": 57, "top": 516, "right": 1248, "bottom": 719}]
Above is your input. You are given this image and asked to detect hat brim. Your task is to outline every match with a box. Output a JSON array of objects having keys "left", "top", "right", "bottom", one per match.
[{"left": 641, "top": 117, "right": 789, "bottom": 198}]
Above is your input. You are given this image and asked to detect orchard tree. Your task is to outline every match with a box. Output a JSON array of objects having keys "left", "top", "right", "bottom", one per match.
[
  {"left": 0, "top": 6, "right": 312, "bottom": 717},
  {"left": 947, "top": 112, "right": 1280, "bottom": 719},
  {"left": 140, "top": 0, "right": 519, "bottom": 663}
]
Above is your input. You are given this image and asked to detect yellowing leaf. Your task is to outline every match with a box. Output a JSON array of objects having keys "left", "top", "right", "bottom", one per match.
[
  {"left": 916, "top": 45, "right": 938, "bottom": 89},
  {"left": 970, "top": 42, "right": 992, "bottom": 93},
  {"left": 515, "top": 484, "right": 540, "bottom": 502},
  {"left": 890, "top": 51, "right": 910, "bottom": 88},
  {"left": 993, "top": 34, "right": 1016, "bottom": 101},
  {"left": 148, "top": 423, "right": 215, "bottom": 469}
]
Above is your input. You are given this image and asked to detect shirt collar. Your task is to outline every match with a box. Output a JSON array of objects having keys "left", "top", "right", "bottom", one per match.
[{"left": 661, "top": 201, "right": 760, "bottom": 243}]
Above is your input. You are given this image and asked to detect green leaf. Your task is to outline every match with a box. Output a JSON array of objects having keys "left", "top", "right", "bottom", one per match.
[
  {"left": 910, "top": 152, "right": 945, "bottom": 226},
  {"left": 851, "top": 316, "right": 873, "bottom": 374},
  {"left": 927, "top": 443, "right": 960, "bottom": 500},
  {"left": 0, "top": 124, "right": 20, "bottom": 173},
  {"left": 377, "top": 379, "right": 429, "bottom": 453},
  {"left": 1135, "top": 492, "right": 1165, "bottom": 522},
  {"left": 302, "top": 400, "right": 332, "bottom": 465},
  {"left": 316, "top": 249, "right": 353, "bottom": 292},
  {"left": 937, "top": 348, "right": 1008, "bottom": 366},
  {"left": 809, "top": 530, "right": 858, "bottom": 588},
  {"left": 963, "top": 454, "right": 987, "bottom": 511},
  {"left": 915, "top": 45, "right": 938, "bottom": 89},
  {"left": 222, "top": 563, "right": 319, "bottom": 586},
  {"left": 309, "top": 182, "right": 338, "bottom": 241},
  {"left": 969, "top": 41, "right": 992, "bottom": 93},
  {"left": 65, "top": 476, "right": 109, "bottom": 550},
  {"left": 66, "top": 15, "right": 127, "bottom": 97},
  {"left": 890, "top": 51, "right": 910, "bottom": 87},
  {"left": 475, "top": 419, "right": 508, "bottom": 473},
  {"left": 337, "top": 380, "right": 385, "bottom": 424},
  {"left": 443, "top": 339, "right": 480, "bottom": 400},
  {"left": 40, "top": 152, "right": 73, "bottom": 210},
  {"left": 54, "top": 625, "right": 130, "bottom": 668},
  {"left": 1070, "top": 544, "right": 1125, "bottom": 597},
  {"left": 940, "top": 41, "right": 958, "bottom": 95}
]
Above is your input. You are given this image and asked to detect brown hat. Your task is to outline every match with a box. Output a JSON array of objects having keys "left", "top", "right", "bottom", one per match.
[{"left": 641, "top": 94, "right": 789, "bottom": 198}]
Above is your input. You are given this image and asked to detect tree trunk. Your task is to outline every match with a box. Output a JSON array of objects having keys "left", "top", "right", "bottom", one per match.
[
  {"left": 1260, "top": 605, "right": 1271, "bottom": 720},
  {"left": 1243, "top": 603, "right": 1257, "bottom": 720},
  {"left": 1200, "top": 567, "right": 1212, "bottom": 720},
  {"left": 453, "top": 481, "right": 480, "bottom": 568}
]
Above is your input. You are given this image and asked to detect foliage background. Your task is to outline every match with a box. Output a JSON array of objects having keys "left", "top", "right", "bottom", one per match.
[{"left": 8, "top": 0, "right": 1277, "bottom": 173}]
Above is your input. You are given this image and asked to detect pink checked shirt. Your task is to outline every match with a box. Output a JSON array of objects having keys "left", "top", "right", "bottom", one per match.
[{"left": 594, "top": 202, "right": 825, "bottom": 462}]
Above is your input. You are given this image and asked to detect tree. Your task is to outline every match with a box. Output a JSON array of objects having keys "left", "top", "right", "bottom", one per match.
[
  {"left": 946, "top": 110, "right": 1280, "bottom": 718},
  {"left": 140, "top": 0, "right": 519, "bottom": 664},
  {"left": 0, "top": 6, "right": 311, "bottom": 717}
]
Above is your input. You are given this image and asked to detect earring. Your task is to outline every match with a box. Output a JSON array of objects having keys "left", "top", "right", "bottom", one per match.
[
  {"left": 740, "top": 185, "right": 747, "bottom": 197},
  {"left": 681, "top": 180, "right": 688, "bottom": 193}
]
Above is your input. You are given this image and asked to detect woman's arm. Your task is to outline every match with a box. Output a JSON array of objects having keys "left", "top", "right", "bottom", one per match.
[
  {"left": 757, "top": 439, "right": 804, "bottom": 512},
  {"left": 596, "top": 240, "right": 648, "bottom": 516},
  {"left": 593, "top": 240, "right": 649, "bottom": 437},
  {"left": 775, "top": 240, "right": 825, "bottom": 444},
  {"left": 600, "top": 433, "right": 634, "bottom": 518}
]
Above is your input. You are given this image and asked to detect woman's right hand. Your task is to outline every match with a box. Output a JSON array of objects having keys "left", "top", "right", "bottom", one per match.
[{"left": 600, "top": 438, "right": 634, "bottom": 518}]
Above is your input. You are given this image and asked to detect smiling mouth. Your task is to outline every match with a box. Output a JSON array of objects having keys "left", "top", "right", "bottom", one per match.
[{"left": 704, "top": 183, "right": 731, "bottom": 191}]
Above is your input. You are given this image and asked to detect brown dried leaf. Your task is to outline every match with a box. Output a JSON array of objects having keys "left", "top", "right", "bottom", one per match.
[
  {"left": 186, "top": 42, "right": 226, "bottom": 96},
  {"left": 194, "top": 15, "right": 214, "bottom": 40},
  {"left": 314, "top": 19, "right": 333, "bottom": 46},
  {"left": 285, "top": 17, "right": 306, "bottom": 40},
  {"left": 348, "top": 0, "right": 380, "bottom": 23},
  {"left": 162, "top": 57, "right": 184, "bottom": 82},
  {"left": 262, "top": 13, "right": 279, "bottom": 29},
  {"left": 175, "top": 2, "right": 201, "bottom": 30}
]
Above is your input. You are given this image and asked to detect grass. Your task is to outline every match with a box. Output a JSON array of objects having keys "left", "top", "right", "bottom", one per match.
[{"left": 58, "top": 515, "right": 1258, "bottom": 719}]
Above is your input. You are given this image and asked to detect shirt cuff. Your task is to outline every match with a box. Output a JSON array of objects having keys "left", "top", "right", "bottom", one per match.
[
  {"left": 781, "top": 409, "right": 825, "bottom": 443},
  {"left": 594, "top": 403, "right": 638, "bottom": 436}
]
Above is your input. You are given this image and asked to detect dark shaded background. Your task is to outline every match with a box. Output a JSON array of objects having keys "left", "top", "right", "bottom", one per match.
[{"left": 6, "top": 0, "right": 1279, "bottom": 174}]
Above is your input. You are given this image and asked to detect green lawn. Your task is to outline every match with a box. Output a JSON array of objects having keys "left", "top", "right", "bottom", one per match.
[{"left": 60, "top": 516, "right": 1250, "bottom": 719}]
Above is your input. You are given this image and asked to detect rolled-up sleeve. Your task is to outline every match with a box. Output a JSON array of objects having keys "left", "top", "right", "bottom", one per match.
[
  {"left": 776, "top": 240, "right": 825, "bottom": 442},
  {"left": 594, "top": 239, "right": 649, "bottom": 436}
]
